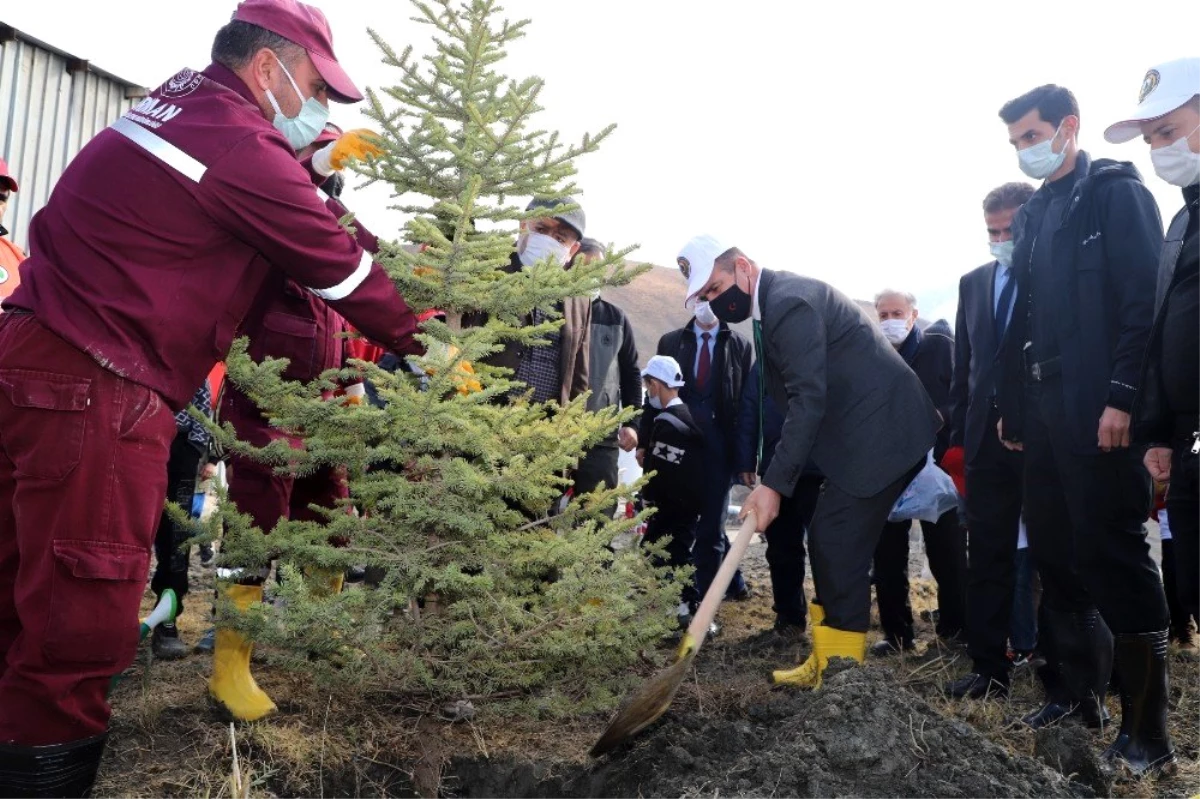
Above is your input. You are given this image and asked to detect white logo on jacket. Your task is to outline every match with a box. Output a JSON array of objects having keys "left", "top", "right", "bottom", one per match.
[
  {"left": 125, "top": 96, "right": 183, "bottom": 129},
  {"left": 162, "top": 69, "right": 203, "bottom": 98},
  {"left": 652, "top": 442, "right": 687, "bottom": 464}
]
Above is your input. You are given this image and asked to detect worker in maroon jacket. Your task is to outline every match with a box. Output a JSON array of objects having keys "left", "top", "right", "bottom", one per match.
[
  {"left": 212, "top": 123, "right": 370, "bottom": 722},
  {"left": 0, "top": 1, "right": 419, "bottom": 794}
]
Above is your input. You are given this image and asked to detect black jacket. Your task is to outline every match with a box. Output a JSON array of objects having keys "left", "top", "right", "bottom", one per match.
[
  {"left": 1133, "top": 183, "right": 1200, "bottom": 445},
  {"left": 642, "top": 402, "right": 705, "bottom": 512},
  {"left": 896, "top": 321, "right": 954, "bottom": 461},
  {"left": 641, "top": 319, "right": 751, "bottom": 461},
  {"left": 997, "top": 152, "right": 1163, "bottom": 452}
]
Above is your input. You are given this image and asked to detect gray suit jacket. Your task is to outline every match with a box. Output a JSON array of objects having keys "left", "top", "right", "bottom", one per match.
[{"left": 758, "top": 269, "right": 939, "bottom": 499}]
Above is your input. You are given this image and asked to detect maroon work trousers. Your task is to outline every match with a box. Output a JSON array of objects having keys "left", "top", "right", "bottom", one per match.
[
  {"left": 0, "top": 313, "right": 174, "bottom": 745},
  {"left": 222, "top": 394, "right": 349, "bottom": 538}
]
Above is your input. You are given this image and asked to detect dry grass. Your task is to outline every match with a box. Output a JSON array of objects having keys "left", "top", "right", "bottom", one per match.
[{"left": 94, "top": 541, "right": 1200, "bottom": 798}]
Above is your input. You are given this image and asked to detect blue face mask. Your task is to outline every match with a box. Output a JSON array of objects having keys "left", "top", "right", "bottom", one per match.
[{"left": 265, "top": 55, "right": 329, "bottom": 151}]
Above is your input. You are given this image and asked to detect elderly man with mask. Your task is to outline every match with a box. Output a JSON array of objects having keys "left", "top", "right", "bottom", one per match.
[
  {"left": 1103, "top": 56, "right": 1199, "bottom": 774},
  {"left": 869, "top": 290, "right": 965, "bottom": 656},
  {"left": 639, "top": 296, "right": 752, "bottom": 626},
  {"left": 463, "top": 198, "right": 591, "bottom": 406}
]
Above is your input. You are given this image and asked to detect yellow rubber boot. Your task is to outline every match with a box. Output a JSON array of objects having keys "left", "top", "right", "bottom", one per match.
[
  {"left": 209, "top": 584, "right": 276, "bottom": 722},
  {"left": 305, "top": 566, "right": 345, "bottom": 598},
  {"left": 811, "top": 624, "right": 867, "bottom": 689},
  {"left": 772, "top": 602, "right": 826, "bottom": 687}
]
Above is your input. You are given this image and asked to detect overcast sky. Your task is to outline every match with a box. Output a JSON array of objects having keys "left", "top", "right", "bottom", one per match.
[{"left": 6, "top": 1, "right": 1199, "bottom": 323}]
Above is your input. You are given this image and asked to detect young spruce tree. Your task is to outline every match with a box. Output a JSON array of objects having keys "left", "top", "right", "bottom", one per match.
[{"left": 211, "top": 0, "right": 679, "bottom": 715}]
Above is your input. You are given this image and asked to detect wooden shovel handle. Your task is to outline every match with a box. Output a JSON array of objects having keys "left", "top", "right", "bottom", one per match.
[{"left": 684, "top": 512, "right": 756, "bottom": 653}]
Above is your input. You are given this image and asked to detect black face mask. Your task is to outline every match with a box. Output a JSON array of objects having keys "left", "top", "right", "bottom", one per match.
[{"left": 710, "top": 271, "right": 752, "bottom": 323}]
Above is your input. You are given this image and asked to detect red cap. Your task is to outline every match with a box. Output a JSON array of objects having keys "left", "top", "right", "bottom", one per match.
[
  {"left": 232, "top": 0, "right": 363, "bottom": 103},
  {"left": 314, "top": 121, "right": 343, "bottom": 147},
  {"left": 0, "top": 157, "right": 17, "bottom": 193}
]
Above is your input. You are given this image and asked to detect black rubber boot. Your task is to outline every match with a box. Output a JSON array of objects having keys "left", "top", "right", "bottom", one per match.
[
  {"left": 1101, "top": 630, "right": 1176, "bottom": 776},
  {"left": 1023, "top": 608, "right": 1112, "bottom": 730},
  {"left": 152, "top": 621, "right": 189, "bottom": 660},
  {"left": 0, "top": 733, "right": 107, "bottom": 798}
]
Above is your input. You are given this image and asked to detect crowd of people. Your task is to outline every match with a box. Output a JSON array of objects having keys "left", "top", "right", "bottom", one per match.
[{"left": 0, "top": 0, "right": 1194, "bottom": 794}]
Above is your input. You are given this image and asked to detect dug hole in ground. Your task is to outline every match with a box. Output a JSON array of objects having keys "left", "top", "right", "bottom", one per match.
[{"left": 101, "top": 484, "right": 1198, "bottom": 798}]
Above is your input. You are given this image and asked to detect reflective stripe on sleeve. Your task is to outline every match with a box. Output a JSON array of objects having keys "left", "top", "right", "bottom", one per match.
[
  {"left": 111, "top": 117, "right": 207, "bottom": 183},
  {"left": 308, "top": 248, "right": 373, "bottom": 301}
]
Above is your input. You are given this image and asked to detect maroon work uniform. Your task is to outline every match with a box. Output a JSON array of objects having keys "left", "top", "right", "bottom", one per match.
[
  {"left": 0, "top": 64, "right": 418, "bottom": 746},
  {"left": 223, "top": 190, "right": 373, "bottom": 539}
]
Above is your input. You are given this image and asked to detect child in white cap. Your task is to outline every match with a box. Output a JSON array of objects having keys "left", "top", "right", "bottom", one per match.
[{"left": 640, "top": 355, "right": 709, "bottom": 628}]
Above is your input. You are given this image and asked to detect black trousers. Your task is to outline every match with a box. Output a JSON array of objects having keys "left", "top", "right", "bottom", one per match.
[
  {"left": 1167, "top": 419, "right": 1199, "bottom": 627},
  {"left": 1162, "top": 540, "right": 1192, "bottom": 641},
  {"left": 964, "top": 407, "right": 1025, "bottom": 678},
  {"left": 642, "top": 505, "right": 699, "bottom": 607},
  {"left": 574, "top": 444, "right": 619, "bottom": 497},
  {"left": 809, "top": 459, "right": 923, "bottom": 632},
  {"left": 763, "top": 475, "right": 822, "bottom": 626},
  {"left": 150, "top": 432, "right": 203, "bottom": 612},
  {"left": 1023, "top": 381, "right": 1169, "bottom": 633},
  {"left": 873, "top": 507, "right": 968, "bottom": 645},
  {"left": 693, "top": 455, "right": 746, "bottom": 600}
]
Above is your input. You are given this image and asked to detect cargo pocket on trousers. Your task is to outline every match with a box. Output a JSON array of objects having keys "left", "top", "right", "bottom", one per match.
[
  {"left": 0, "top": 369, "right": 90, "bottom": 480},
  {"left": 43, "top": 540, "right": 149, "bottom": 665}
]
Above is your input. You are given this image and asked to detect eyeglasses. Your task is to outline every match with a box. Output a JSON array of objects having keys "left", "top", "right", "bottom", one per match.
[{"left": 0, "top": 193, "right": 9, "bottom": 202}]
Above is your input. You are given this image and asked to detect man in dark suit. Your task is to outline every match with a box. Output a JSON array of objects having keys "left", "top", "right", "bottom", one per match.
[
  {"left": 639, "top": 300, "right": 752, "bottom": 609},
  {"left": 678, "top": 234, "right": 939, "bottom": 687},
  {"left": 944, "top": 181, "right": 1036, "bottom": 700}
]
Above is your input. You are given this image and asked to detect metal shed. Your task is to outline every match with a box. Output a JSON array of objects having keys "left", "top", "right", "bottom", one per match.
[{"left": 0, "top": 22, "right": 148, "bottom": 250}]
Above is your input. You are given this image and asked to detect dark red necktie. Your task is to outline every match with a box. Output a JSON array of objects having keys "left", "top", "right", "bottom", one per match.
[{"left": 697, "top": 332, "right": 711, "bottom": 389}]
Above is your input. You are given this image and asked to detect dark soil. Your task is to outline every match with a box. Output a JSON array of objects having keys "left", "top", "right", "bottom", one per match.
[{"left": 434, "top": 662, "right": 1083, "bottom": 798}]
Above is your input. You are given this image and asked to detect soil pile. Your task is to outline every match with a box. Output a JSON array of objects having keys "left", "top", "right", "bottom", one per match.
[{"left": 442, "top": 662, "right": 1086, "bottom": 798}]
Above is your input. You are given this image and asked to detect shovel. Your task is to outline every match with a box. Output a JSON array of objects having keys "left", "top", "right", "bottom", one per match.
[{"left": 590, "top": 512, "right": 757, "bottom": 756}]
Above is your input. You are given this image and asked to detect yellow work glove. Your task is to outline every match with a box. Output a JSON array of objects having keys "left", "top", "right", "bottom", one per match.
[
  {"left": 312, "top": 129, "right": 385, "bottom": 175},
  {"left": 452, "top": 361, "right": 482, "bottom": 395}
]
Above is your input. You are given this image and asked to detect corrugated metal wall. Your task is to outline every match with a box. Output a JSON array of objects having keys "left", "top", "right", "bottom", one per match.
[{"left": 0, "top": 26, "right": 145, "bottom": 250}]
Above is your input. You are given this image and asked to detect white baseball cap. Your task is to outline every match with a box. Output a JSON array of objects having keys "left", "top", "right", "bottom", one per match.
[
  {"left": 1104, "top": 57, "right": 1200, "bottom": 144},
  {"left": 676, "top": 234, "right": 732, "bottom": 308},
  {"left": 641, "top": 355, "right": 686, "bottom": 388}
]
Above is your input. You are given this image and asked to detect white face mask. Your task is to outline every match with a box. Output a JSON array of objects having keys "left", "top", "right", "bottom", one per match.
[
  {"left": 1018, "top": 122, "right": 1068, "bottom": 180},
  {"left": 989, "top": 240, "right": 1015, "bottom": 268},
  {"left": 648, "top": 393, "right": 663, "bottom": 410},
  {"left": 694, "top": 301, "right": 719, "bottom": 327},
  {"left": 518, "top": 231, "right": 571, "bottom": 268},
  {"left": 880, "top": 318, "right": 910, "bottom": 345},
  {"left": 1150, "top": 125, "right": 1200, "bottom": 188}
]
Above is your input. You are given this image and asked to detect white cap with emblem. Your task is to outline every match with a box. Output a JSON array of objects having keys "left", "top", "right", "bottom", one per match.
[
  {"left": 677, "top": 234, "right": 732, "bottom": 309},
  {"left": 641, "top": 354, "right": 687, "bottom": 388},
  {"left": 1104, "top": 57, "right": 1200, "bottom": 144}
]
